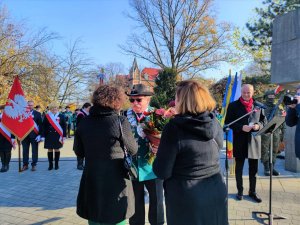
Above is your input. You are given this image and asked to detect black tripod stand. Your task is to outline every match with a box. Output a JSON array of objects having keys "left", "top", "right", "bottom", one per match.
[
  {"left": 223, "top": 108, "right": 260, "bottom": 217},
  {"left": 252, "top": 115, "right": 286, "bottom": 225}
]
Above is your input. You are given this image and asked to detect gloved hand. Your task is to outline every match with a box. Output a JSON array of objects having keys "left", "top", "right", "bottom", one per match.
[
  {"left": 35, "top": 135, "right": 41, "bottom": 142},
  {"left": 11, "top": 139, "right": 16, "bottom": 150},
  {"left": 40, "top": 137, "right": 45, "bottom": 142}
]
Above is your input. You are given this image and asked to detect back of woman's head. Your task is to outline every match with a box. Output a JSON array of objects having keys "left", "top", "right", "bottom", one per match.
[
  {"left": 92, "top": 85, "right": 125, "bottom": 111},
  {"left": 176, "top": 80, "right": 216, "bottom": 114}
]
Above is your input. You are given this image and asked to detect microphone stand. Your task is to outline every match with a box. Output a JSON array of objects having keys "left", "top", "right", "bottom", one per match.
[{"left": 223, "top": 107, "right": 259, "bottom": 219}]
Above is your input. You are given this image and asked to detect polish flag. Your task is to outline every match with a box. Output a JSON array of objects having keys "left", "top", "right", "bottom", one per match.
[{"left": 1, "top": 76, "right": 34, "bottom": 141}]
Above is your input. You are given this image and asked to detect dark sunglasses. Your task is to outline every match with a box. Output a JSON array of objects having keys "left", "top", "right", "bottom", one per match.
[{"left": 129, "top": 98, "right": 142, "bottom": 103}]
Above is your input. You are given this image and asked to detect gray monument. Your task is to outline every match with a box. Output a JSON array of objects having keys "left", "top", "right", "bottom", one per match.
[{"left": 271, "top": 8, "right": 300, "bottom": 172}]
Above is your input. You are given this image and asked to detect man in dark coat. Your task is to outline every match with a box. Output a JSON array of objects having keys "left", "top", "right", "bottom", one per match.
[
  {"left": 125, "top": 84, "right": 165, "bottom": 225},
  {"left": 75, "top": 102, "right": 91, "bottom": 170},
  {"left": 225, "top": 84, "right": 267, "bottom": 203},
  {"left": 285, "top": 85, "right": 300, "bottom": 159},
  {"left": 21, "top": 100, "right": 43, "bottom": 171}
]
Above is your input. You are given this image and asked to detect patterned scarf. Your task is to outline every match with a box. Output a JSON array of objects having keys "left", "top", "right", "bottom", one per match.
[{"left": 239, "top": 97, "right": 253, "bottom": 113}]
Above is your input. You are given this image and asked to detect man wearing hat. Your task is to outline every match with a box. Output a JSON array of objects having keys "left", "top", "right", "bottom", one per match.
[
  {"left": 125, "top": 84, "right": 165, "bottom": 225},
  {"left": 261, "top": 90, "right": 285, "bottom": 176}
]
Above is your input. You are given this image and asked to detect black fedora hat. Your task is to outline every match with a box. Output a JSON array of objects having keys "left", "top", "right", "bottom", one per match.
[{"left": 126, "top": 84, "right": 154, "bottom": 96}]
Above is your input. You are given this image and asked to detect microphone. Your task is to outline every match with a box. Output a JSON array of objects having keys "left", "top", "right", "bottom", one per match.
[{"left": 254, "top": 101, "right": 267, "bottom": 109}]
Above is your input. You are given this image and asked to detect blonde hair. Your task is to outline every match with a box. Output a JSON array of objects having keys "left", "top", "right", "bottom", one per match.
[
  {"left": 176, "top": 80, "right": 216, "bottom": 114},
  {"left": 48, "top": 102, "right": 58, "bottom": 110}
]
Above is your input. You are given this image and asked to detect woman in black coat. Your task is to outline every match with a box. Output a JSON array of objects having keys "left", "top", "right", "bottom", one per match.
[
  {"left": 41, "top": 102, "right": 66, "bottom": 170},
  {"left": 74, "top": 85, "right": 138, "bottom": 225},
  {"left": 153, "top": 80, "right": 228, "bottom": 225}
]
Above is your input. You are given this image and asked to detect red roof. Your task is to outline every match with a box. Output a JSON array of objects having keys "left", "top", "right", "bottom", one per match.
[{"left": 141, "top": 68, "right": 160, "bottom": 80}]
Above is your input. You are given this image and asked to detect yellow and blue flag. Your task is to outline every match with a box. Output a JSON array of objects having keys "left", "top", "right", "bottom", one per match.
[{"left": 226, "top": 72, "right": 242, "bottom": 158}]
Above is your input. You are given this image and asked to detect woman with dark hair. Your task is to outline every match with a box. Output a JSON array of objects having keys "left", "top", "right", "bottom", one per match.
[
  {"left": 74, "top": 85, "right": 138, "bottom": 225},
  {"left": 153, "top": 80, "right": 228, "bottom": 225}
]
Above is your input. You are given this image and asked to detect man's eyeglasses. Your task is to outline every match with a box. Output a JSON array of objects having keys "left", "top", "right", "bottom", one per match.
[{"left": 129, "top": 98, "right": 142, "bottom": 103}]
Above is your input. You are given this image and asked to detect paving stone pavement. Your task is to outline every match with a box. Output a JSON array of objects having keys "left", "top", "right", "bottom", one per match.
[{"left": 0, "top": 138, "right": 299, "bottom": 225}]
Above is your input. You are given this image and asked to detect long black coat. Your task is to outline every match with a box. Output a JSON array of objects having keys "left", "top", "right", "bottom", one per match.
[
  {"left": 74, "top": 106, "right": 138, "bottom": 224},
  {"left": 225, "top": 99, "right": 267, "bottom": 159},
  {"left": 153, "top": 112, "right": 228, "bottom": 225},
  {"left": 285, "top": 104, "right": 300, "bottom": 158},
  {"left": 0, "top": 133, "right": 14, "bottom": 152}
]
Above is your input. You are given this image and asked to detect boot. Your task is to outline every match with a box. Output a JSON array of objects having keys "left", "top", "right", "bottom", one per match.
[
  {"left": 77, "top": 157, "right": 84, "bottom": 170},
  {"left": 263, "top": 163, "right": 270, "bottom": 176},
  {"left": 54, "top": 151, "right": 60, "bottom": 170},
  {"left": 47, "top": 152, "right": 53, "bottom": 170},
  {"left": 4, "top": 152, "right": 11, "bottom": 172},
  {"left": 0, "top": 152, "right": 6, "bottom": 172}
]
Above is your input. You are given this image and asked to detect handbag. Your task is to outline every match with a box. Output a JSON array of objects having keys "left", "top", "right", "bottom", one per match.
[{"left": 119, "top": 117, "right": 138, "bottom": 180}]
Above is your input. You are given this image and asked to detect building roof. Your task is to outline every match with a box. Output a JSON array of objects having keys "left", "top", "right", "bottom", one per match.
[{"left": 141, "top": 68, "right": 160, "bottom": 80}]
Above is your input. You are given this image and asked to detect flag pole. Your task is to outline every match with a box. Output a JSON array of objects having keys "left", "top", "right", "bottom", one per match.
[{"left": 17, "top": 139, "right": 22, "bottom": 172}]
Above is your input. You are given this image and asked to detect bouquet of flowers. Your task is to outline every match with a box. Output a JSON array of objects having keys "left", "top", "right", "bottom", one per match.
[{"left": 141, "top": 107, "right": 176, "bottom": 164}]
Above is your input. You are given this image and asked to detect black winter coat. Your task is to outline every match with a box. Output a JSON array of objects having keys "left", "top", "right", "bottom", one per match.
[
  {"left": 153, "top": 112, "right": 228, "bottom": 225},
  {"left": 41, "top": 113, "right": 66, "bottom": 149},
  {"left": 74, "top": 106, "right": 138, "bottom": 224},
  {"left": 225, "top": 99, "right": 267, "bottom": 159}
]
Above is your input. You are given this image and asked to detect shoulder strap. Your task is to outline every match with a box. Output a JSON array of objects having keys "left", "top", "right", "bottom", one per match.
[{"left": 118, "top": 116, "right": 128, "bottom": 157}]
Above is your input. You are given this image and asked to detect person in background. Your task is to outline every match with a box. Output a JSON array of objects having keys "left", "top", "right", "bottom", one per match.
[
  {"left": 285, "top": 85, "right": 300, "bottom": 159},
  {"left": 125, "top": 84, "right": 165, "bottom": 225},
  {"left": 75, "top": 103, "right": 91, "bottom": 170},
  {"left": 74, "top": 85, "right": 138, "bottom": 225},
  {"left": 35, "top": 105, "right": 41, "bottom": 113},
  {"left": 64, "top": 106, "right": 73, "bottom": 138},
  {"left": 260, "top": 90, "right": 284, "bottom": 176},
  {"left": 72, "top": 109, "right": 80, "bottom": 132},
  {"left": 225, "top": 84, "right": 266, "bottom": 203},
  {"left": 153, "top": 80, "right": 228, "bottom": 225},
  {"left": 21, "top": 100, "right": 43, "bottom": 172},
  {"left": 41, "top": 102, "right": 66, "bottom": 170},
  {"left": 0, "top": 105, "right": 15, "bottom": 172}
]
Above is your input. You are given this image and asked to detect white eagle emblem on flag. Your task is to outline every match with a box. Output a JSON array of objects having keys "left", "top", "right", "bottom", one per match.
[{"left": 4, "top": 94, "right": 31, "bottom": 122}]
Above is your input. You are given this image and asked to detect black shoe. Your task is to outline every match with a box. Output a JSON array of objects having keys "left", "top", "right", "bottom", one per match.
[
  {"left": 22, "top": 165, "right": 29, "bottom": 171},
  {"left": 272, "top": 169, "right": 280, "bottom": 176},
  {"left": 77, "top": 165, "right": 84, "bottom": 170},
  {"left": 249, "top": 192, "right": 262, "bottom": 203},
  {"left": 236, "top": 193, "right": 243, "bottom": 200},
  {"left": 264, "top": 170, "right": 270, "bottom": 176},
  {"left": 55, "top": 163, "right": 59, "bottom": 170}
]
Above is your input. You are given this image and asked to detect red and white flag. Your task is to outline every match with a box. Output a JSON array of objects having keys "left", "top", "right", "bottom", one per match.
[
  {"left": 1, "top": 76, "right": 34, "bottom": 141},
  {"left": 274, "top": 85, "right": 283, "bottom": 95}
]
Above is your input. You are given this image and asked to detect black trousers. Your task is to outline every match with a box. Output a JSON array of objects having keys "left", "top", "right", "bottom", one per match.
[
  {"left": 22, "top": 137, "right": 38, "bottom": 166},
  {"left": 235, "top": 158, "right": 258, "bottom": 194},
  {"left": 129, "top": 179, "right": 165, "bottom": 225}
]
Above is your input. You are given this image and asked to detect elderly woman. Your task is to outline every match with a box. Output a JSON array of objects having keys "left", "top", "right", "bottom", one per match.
[
  {"left": 74, "top": 85, "right": 138, "bottom": 225},
  {"left": 41, "top": 102, "right": 66, "bottom": 170},
  {"left": 153, "top": 80, "right": 228, "bottom": 225}
]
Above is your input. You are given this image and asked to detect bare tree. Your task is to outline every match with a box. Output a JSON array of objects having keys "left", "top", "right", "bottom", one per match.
[
  {"left": 121, "top": 0, "right": 234, "bottom": 76},
  {"left": 53, "top": 39, "right": 93, "bottom": 105}
]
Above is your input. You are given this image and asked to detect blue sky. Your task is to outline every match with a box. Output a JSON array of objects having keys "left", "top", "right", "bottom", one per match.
[{"left": 2, "top": 0, "right": 263, "bottom": 80}]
